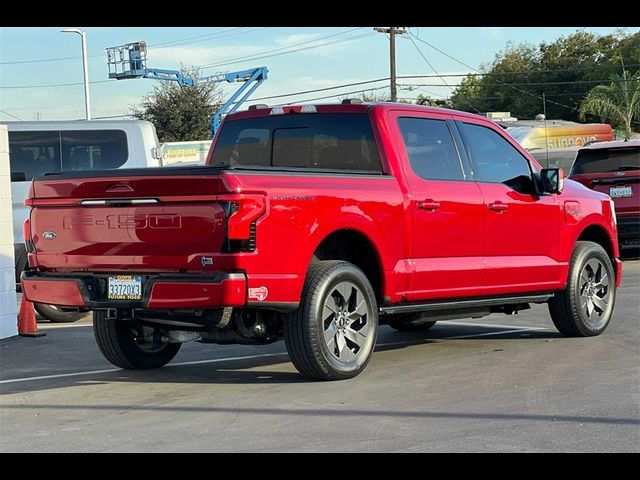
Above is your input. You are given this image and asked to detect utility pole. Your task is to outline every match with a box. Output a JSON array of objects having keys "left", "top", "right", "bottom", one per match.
[
  {"left": 374, "top": 27, "right": 407, "bottom": 102},
  {"left": 61, "top": 28, "right": 91, "bottom": 120}
]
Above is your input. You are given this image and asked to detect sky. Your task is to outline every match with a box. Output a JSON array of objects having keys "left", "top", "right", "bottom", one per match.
[{"left": 0, "top": 26, "right": 637, "bottom": 121}]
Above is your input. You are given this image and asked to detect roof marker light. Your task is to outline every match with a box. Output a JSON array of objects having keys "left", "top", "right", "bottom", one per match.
[
  {"left": 270, "top": 106, "right": 285, "bottom": 115},
  {"left": 300, "top": 105, "right": 317, "bottom": 113}
]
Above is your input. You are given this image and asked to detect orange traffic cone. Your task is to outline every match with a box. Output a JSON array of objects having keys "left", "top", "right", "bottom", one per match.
[{"left": 18, "top": 296, "right": 46, "bottom": 338}]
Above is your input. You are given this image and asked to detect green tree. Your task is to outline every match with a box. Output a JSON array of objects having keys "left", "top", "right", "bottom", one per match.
[
  {"left": 132, "top": 68, "right": 223, "bottom": 142},
  {"left": 579, "top": 72, "right": 640, "bottom": 137},
  {"left": 450, "top": 29, "right": 640, "bottom": 122}
]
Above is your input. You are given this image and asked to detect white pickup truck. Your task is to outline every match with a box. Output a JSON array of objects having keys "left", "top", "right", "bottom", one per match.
[{"left": 4, "top": 119, "right": 161, "bottom": 321}]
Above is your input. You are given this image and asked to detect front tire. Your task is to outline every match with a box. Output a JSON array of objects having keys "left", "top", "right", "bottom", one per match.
[
  {"left": 285, "top": 261, "right": 378, "bottom": 381},
  {"left": 93, "top": 311, "right": 181, "bottom": 369},
  {"left": 548, "top": 241, "right": 616, "bottom": 337}
]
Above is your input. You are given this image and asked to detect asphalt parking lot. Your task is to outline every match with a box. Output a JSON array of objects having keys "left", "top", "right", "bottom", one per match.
[{"left": 1, "top": 260, "right": 638, "bottom": 452}]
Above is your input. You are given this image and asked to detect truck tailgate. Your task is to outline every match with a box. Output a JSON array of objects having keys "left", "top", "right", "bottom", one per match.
[{"left": 29, "top": 169, "right": 227, "bottom": 272}]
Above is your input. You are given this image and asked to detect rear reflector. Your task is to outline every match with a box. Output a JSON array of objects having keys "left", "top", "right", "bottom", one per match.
[{"left": 23, "top": 218, "right": 35, "bottom": 253}]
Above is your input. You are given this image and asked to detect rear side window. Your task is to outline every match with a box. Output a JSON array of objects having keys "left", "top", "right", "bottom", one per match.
[
  {"left": 9, "top": 129, "right": 128, "bottom": 182},
  {"left": 8, "top": 131, "right": 61, "bottom": 182},
  {"left": 211, "top": 114, "right": 382, "bottom": 173},
  {"left": 571, "top": 147, "right": 640, "bottom": 174},
  {"left": 397, "top": 117, "right": 464, "bottom": 181},
  {"left": 460, "top": 122, "right": 533, "bottom": 192},
  {"left": 61, "top": 130, "right": 128, "bottom": 171}
]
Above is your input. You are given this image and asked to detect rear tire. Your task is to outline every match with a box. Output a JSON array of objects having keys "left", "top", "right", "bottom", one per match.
[
  {"left": 34, "top": 303, "right": 84, "bottom": 323},
  {"left": 93, "top": 311, "right": 181, "bottom": 369},
  {"left": 548, "top": 241, "right": 616, "bottom": 337},
  {"left": 285, "top": 261, "right": 378, "bottom": 381}
]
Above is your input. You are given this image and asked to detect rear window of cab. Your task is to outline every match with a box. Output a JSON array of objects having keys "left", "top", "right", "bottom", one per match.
[{"left": 211, "top": 113, "right": 382, "bottom": 173}]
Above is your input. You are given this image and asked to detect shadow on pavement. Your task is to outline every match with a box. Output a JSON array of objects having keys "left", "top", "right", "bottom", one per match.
[
  {"left": 0, "top": 401, "right": 637, "bottom": 426},
  {"left": 1, "top": 329, "right": 564, "bottom": 396}
]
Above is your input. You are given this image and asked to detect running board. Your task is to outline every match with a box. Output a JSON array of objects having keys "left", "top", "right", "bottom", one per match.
[{"left": 379, "top": 293, "right": 553, "bottom": 316}]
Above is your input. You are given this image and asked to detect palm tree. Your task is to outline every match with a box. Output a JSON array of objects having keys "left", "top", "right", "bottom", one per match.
[{"left": 579, "top": 71, "right": 640, "bottom": 139}]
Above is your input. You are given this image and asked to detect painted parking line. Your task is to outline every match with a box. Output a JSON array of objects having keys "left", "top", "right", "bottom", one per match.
[
  {"left": 38, "top": 323, "right": 92, "bottom": 330},
  {"left": 0, "top": 322, "right": 549, "bottom": 386}
]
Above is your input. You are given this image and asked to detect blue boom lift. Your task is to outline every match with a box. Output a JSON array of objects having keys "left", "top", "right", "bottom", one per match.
[{"left": 106, "top": 41, "right": 268, "bottom": 136}]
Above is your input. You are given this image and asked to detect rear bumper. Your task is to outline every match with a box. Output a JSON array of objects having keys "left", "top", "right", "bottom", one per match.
[
  {"left": 21, "top": 271, "right": 247, "bottom": 309},
  {"left": 617, "top": 216, "right": 640, "bottom": 248}
]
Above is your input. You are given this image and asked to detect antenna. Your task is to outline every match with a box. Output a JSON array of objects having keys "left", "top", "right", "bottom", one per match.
[{"left": 542, "top": 92, "right": 550, "bottom": 168}]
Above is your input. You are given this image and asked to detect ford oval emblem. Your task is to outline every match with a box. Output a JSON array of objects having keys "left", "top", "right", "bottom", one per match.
[{"left": 42, "top": 231, "right": 57, "bottom": 240}]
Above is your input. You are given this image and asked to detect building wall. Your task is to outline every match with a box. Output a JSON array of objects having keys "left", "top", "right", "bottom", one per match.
[{"left": 0, "top": 124, "right": 18, "bottom": 339}]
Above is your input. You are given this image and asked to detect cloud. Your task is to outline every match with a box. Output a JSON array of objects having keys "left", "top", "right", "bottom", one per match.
[
  {"left": 147, "top": 45, "right": 265, "bottom": 70},
  {"left": 274, "top": 33, "right": 322, "bottom": 47},
  {"left": 478, "top": 27, "right": 504, "bottom": 38},
  {"left": 147, "top": 35, "right": 347, "bottom": 71}
]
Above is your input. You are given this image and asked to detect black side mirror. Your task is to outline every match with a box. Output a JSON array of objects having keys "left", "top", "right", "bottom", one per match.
[{"left": 541, "top": 168, "right": 565, "bottom": 194}]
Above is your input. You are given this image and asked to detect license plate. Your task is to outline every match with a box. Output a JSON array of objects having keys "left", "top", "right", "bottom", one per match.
[
  {"left": 609, "top": 186, "right": 633, "bottom": 198},
  {"left": 108, "top": 275, "right": 142, "bottom": 300}
]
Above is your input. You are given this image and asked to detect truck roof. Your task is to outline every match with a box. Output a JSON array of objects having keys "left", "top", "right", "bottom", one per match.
[
  {"left": 579, "top": 139, "right": 640, "bottom": 150},
  {"left": 228, "top": 102, "right": 488, "bottom": 122}
]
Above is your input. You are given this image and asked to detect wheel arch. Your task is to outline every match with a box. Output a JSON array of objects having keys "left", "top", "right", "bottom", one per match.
[
  {"left": 575, "top": 222, "right": 618, "bottom": 281},
  {"left": 309, "top": 228, "right": 385, "bottom": 304}
]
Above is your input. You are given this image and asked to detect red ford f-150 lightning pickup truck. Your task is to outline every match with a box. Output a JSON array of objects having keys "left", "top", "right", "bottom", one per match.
[{"left": 21, "top": 101, "right": 622, "bottom": 380}]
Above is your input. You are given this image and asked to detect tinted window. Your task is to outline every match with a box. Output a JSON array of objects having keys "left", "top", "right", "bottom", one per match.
[
  {"left": 9, "top": 131, "right": 62, "bottom": 182},
  {"left": 460, "top": 122, "right": 533, "bottom": 191},
  {"left": 572, "top": 147, "right": 640, "bottom": 174},
  {"left": 9, "top": 129, "right": 128, "bottom": 181},
  {"left": 61, "top": 130, "right": 128, "bottom": 171},
  {"left": 398, "top": 117, "right": 464, "bottom": 181},
  {"left": 211, "top": 114, "right": 382, "bottom": 172}
]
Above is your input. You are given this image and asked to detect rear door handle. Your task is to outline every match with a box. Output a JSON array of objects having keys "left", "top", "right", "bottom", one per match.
[
  {"left": 418, "top": 199, "right": 441, "bottom": 211},
  {"left": 488, "top": 201, "right": 508, "bottom": 212}
]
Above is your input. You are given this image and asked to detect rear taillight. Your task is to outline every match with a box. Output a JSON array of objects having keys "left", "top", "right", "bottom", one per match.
[
  {"left": 24, "top": 181, "right": 35, "bottom": 207},
  {"left": 219, "top": 194, "right": 266, "bottom": 253},
  {"left": 23, "top": 218, "right": 35, "bottom": 253}
]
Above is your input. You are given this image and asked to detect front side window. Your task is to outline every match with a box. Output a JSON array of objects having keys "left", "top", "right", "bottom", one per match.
[
  {"left": 397, "top": 117, "right": 464, "bottom": 181},
  {"left": 460, "top": 122, "right": 534, "bottom": 192}
]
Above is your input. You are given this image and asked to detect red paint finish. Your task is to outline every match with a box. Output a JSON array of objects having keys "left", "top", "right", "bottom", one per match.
[
  {"left": 24, "top": 103, "right": 621, "bottom": 312},
  {"left": 147, "top": 277, "right": 246, "bottom": 309},
  {"left": 21, "top": 278, "right": 85, "bottom": 307},
  {"left": 564, "top": 201, "right": 582, "bottom": 224}
]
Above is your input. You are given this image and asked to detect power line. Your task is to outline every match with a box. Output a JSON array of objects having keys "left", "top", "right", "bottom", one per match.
[
  {"left": 0, "top": 29, "right": 372, "bottom": 90},
  {"left": 0, "top": 27, "right": 264, "bottom": 66},
  {"left": 399, "top": 76, "right": 639, "bottom": 86},
  {"left": 0, "top": 79, "right": 115, "bottom": 89},
  {"left": 274, "top": 85, "right": 390, "bottom": 105},
  {"left": 250, "top": 78, "right": 389, "bottom": 102},
  {"left": 196, "top": 27, "right": 364, "bottom": 69},
  {"left": 197, "top": 31, "right": 374, "bottom": 70},
  {"left": 408, "top": 32, "right": 640, "bottom": 126},
  {"left": 0, "top": 108, "right": 23, "bottom": 120},
  {"left": 408, "top": 35, "right": 481, "bottom": 113}
]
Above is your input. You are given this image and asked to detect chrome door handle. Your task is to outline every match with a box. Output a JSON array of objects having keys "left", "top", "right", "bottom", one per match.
[
  {"left": 418, "top": 199, "right": 440, "bottom": 211},
  {"left": 488, "top": 201, "right": 508, "bottom": 212}
]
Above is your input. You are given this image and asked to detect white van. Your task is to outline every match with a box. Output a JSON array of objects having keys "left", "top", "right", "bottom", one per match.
[{"left": 4, "top": 119, "right": 161, "bottom": 321}]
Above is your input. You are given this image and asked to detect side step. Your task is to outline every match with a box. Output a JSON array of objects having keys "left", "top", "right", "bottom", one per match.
[{"left": 380, "top": 293, "right": 553, "bottom": 316}]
